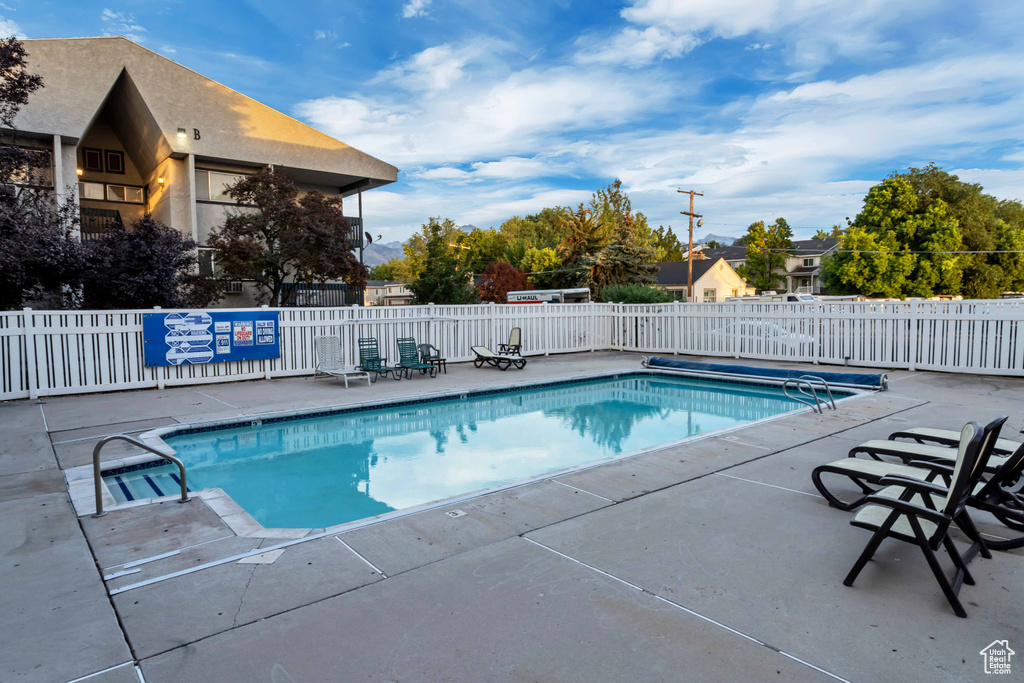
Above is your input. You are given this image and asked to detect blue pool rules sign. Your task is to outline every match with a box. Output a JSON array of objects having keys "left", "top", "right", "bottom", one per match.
[{"left": 143, "top": 311, "right": 281, "bottom": 367}]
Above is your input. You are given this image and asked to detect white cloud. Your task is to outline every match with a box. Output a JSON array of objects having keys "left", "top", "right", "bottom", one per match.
[
  {"left": 401, "top": 0, "right": 431, "bottom": 19},
  {"left": 314, "top": 30, "right": 337, "bottom": 40},
  {"left": 375, "top": 44, "right": 473, "bottom": 92},
  {"left": 100, "top": 9, "right": 147, "bottom": 43},
  {"left": 575, "top": 26, "right": 700, "bottom": 67},
  {"left": 0, "top": 15, "right": 21, "bottom": 37}
]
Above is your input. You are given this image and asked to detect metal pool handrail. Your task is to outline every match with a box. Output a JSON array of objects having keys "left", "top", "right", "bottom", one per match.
[
  {"left": 782, "top": 378, "right": 826, "bottom": 414},
  {"left": 798, "top": 375, "right": 837, "bottom": 411},
  {"left": 93, "top": 435, "right": 190, "bottom": 517}
]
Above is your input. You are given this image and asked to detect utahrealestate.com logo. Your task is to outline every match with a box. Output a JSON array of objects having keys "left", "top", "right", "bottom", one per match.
[{"left": 980, "top": 640, "right": 1015, "bottom": 675}]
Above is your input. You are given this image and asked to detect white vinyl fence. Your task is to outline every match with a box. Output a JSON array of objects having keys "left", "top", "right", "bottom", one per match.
[{"left": 2, "top": 299, "right": 1023, "bottom": 400}]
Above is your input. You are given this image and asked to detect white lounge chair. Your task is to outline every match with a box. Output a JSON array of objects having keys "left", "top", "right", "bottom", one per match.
[
  {"left": 472, "top": 345, "right": 526, "bottom": 370},
  {"left": 314, "top": 336, "right": 371, "bottom": 388}
]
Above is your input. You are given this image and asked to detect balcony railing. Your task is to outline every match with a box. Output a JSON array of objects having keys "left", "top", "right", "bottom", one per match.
[{"left": 80, "top": 207, "right": 123, "bottom": 241}]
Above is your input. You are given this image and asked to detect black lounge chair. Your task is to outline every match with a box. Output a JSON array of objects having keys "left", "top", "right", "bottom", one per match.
[
  {"left": 889, "top": 425, "right": 1020, "bottom": 457},
  {"left": 357, "top": 337, "right": 403, "bottom": 382},
  {"left": 812, "top": 417, "right": 1009, "bottom": 511},
  {"left": 498, "top": 327, "right": 522, "bottom": 356},
  {"left": 846, "top": 436, "right": 1009, "bottom": 476},
  {"left": 472, "top": 345, "right": 526, "bottom": 371},
  {"left": 841, "top": 420, "right": 1001, "bottom": 617},
  {"left": 397, "top": 337, "right": 436, "bottom": 378}
]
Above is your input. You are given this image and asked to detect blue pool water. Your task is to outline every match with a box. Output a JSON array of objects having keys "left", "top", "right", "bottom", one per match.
[{"left": 118, "top": 374, "right": 818, "bottom": 529}]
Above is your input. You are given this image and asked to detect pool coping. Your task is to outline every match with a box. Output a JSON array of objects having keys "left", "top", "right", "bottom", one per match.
[{"left": 65, "top": 367, "right": 868, "bottom": 539}]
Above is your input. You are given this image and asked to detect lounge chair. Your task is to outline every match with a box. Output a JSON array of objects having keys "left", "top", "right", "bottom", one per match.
[
  {"left": 812, "top": 417, "right": 1009, "bottom": 511},
  {"left": 357, "top": 337, "right": 403, "bottom": 382},
  {"left": 889, "top": 426, "right": 1020, "bottom": 456},
  {"left": 842, "top": 420, "right": 997, "bottom": 618},
  {"left": 313, "top": 336, "right": 371, "bottom": 388},
  {"left": 397, "top": 337, "right": 436, "bottom": 378},
  {"left": 418, "top": 343, "right": 447, "bottom": 374},
  {"left": 498, "top": 327, "right": 522, "bottom": 356},
  {"left": 472, "top": 345, "right": 526, "bottom": 371},
  {"left": 847, "top": 437, "right": 1009, "bottom": 476}
]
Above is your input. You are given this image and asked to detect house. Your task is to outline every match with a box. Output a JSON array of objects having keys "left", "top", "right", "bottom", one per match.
[
  {"left": 696, "top": 239, "right": 839, "bottom": 294},
  {"left": 8, "top": 37, "right": 398, "bottom": 307},
  {"left": 364, "top": 280, "right": 413, "bottom": 306},
  {"left": 656, "top": 258, "right": 755, "bottom": 302}
]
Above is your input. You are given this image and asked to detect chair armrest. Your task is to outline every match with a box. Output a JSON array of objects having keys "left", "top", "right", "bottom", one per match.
[
  {"left": 863, "top": 493, "right": 948, "bottom": 523},
  {"left": 878, "top": 475, "right": 949, "bottom": 496}
]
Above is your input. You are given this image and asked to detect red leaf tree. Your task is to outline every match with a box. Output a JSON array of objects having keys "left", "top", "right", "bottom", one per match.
[{"left": 476, "top": 260, "right": 530, "bottom": 303}]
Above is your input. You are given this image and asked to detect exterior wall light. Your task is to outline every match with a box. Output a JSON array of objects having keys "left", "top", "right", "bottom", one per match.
[
  {"left": 157, "top": 177, "right": 165, "bottom": 185},
  {"left": 76, "top": 168, "right": 83, "bottom": 176},
  {"left": 177, "top": 128, "right": 187, "bottom": 138}
]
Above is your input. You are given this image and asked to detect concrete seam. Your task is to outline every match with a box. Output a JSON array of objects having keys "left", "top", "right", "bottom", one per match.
[
  {"left": 550, "top": 478, "right": 615, "bottom": 502},
  {"left": 714, "top": 472, "right": 819, "bottom": 498},
  {"left": 64, "top": 662, "right": 133, "bottom": 683},
  {"left": 190, "top": 389, "right": 239, "bottom": 409},
  {"left": 524, "top": 537, "right": 852, "bottom": 683},
  {"left": 38, "top": 402, "right": 49, "bottom": 432},
  {"left": 134, "top": 663, "right": 146, "bottom": 683},
  {"left": 335, "top": 536, "right": 388, "bottom": 578}
]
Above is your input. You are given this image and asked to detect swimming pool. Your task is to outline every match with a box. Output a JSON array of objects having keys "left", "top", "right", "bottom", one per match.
[{"left": 110, "top": 373, "right": 834, "bottom": 529}]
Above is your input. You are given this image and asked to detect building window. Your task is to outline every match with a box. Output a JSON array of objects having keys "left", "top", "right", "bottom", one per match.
[
  {"left": 804, "top": 257, "right": 815, "bottom": 267},
  {"left": 673, "top": 289, "right": 686, "bottom": 300},
  {"left": 79, "top": 182, "right": 104, "bottom": 200},
  {"left": 105, "top": 184, "right": 144, "bottom": 203},
  {"left": 82, "top": 148, "right": 103, "bottom": 173},
  {"left": 732, "top": 289, "right": 738, "bottom": 297},
  {"left": 703, "top": 288, "right": 717, "bottom": 303},
  {"left": 198, "top": 249, "right": 216, "bottom": 277},
  {"left": 104, "top": 150, "right": 125, "bottom": 175},
  {"left": 195, "top": 169, "right": 248, "bottom": 202}
]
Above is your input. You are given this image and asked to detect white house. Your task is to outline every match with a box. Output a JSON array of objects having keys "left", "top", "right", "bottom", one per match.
[{"left": 656, "top": 258, "right": 755, "bottom": 302}]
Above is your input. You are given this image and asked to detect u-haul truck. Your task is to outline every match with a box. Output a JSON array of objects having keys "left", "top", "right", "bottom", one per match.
[{"left": 506, "top": 288, "right": 591, "bottom": 304}]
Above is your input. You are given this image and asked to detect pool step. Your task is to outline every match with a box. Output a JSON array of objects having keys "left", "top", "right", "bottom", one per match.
[{"left": 102, "top": 464, "right": 191, "bottom": 504}]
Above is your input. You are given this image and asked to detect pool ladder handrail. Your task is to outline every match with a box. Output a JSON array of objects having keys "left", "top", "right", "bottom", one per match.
[
  {"left": 798, "top": 375, "right": 837, "bottom": 411},
  {"left": 782, "top": 377, "right": 836, "bottom": 414},
  {"left": 93, "top": 435, "right": 190, "bottom": 518}
]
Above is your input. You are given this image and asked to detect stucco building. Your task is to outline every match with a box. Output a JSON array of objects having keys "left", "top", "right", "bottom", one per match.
[
  {"left": 8, "top": 36, "right": 397, "bottom": 306},
  {"left": 656, "top": 258, "right": 755, "bottom": 302},
  {"left": 695, "top": 239, "right": 839, "bottom": 295}
]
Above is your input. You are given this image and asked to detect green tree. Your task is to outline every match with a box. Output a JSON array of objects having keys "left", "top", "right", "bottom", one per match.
[
  {"left": 462, "top": 227, "right": 507, "bottom": 273},
  {"left": 821, "top": 175, "right": 962, "bottom": 298},
  {"left": 651, "top": 226, "right": 685, "bottom": 261},
  {"left": 736, "top": 218, "right": 793, "bottom": 292},
  {"left": 406, "top": 217, "right": 477, "bottom": 304},
  {"left": 520, "top": 246, "right": 561, "bottom": 288},
  {"left": 581, "top": 230, "right": 658, "bottom": 298},
  {"left": 813, "top": 225, "right": 844, "bottom": 240}
]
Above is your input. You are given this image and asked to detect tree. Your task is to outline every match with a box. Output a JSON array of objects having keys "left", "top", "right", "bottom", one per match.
[
  {"left": 813, "top": 225, "right": 844, "bottom": 240},
  {"left": 206, "top": 167, "right": 367, "bottom": 306},
  {"left": 736, "top": 218, "right": 793, "bottom": 292},
  {"left": 406, "top": 217, "right": 477, "bottom": 304},
  {"left": 476, "top": 261, "right": 529, "bottom": 303},
  {"left": 0, "top": 37, "right": 86, "bottom": 310},
  {"left": 652, "top": 226, "right": 685, "bottom": 261},
  {"left": 81, "top": 215, "right": 221, "bottom": 309},
  {"left": 821, "top": 175, "right": 963, "bottom": 298},
  {"left": 520, "top": 246, "right": 561, "bottom": 288},
  {"left": 462, "top": 227, "right": 508, "bottom": 273},
  {"left": 581, "top": 229, "right": 658, "bottom": 298}
]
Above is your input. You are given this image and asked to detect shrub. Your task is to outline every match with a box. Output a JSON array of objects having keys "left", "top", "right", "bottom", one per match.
[{"left": 598, "top": 283, "right": 673, "bottom": 304}]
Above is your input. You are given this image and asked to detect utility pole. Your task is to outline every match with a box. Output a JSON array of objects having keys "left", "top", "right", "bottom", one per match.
[{"left": 678, "top": 190, "right": 703, "bottom": 303}]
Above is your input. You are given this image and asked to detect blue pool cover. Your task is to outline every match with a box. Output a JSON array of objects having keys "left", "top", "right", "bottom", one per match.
[{"left": 645, "top": 357, "right": 887, "bottom": 390}]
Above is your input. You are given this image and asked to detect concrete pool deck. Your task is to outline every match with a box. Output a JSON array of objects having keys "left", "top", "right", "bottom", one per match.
[{"left": 1, "top": 351, "right": 1021, "bottom": 682}]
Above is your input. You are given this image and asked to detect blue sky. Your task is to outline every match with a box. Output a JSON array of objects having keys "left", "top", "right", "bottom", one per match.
[{"left": 8, "top": 1, "right": 1024, "bottom": 242}]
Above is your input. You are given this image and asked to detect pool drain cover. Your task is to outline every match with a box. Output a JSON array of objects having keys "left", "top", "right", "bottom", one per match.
[{"left": 446, "top": 509, "right": 467, "bottom": 518}]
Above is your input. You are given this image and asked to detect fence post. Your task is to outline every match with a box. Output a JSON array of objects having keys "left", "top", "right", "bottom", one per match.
[
  {"left": 733, "top": 302, "right": 741, "bottom": 359},
  {"left": 811, "top": 300, "right": 820, "bottom": 365},
  {"left": 489, "top": 301, "right": 496, "bottom": 350},
  {"left": 151, "top": 306, "right": 166, "bottom": 390},
  {"left": 616, "top": 304, "right": 623, "bottom": 351},
  {"left": 261, "top": 305, "right": 272, "bottom": 380},
  {"left": 672, "top": 300, "right": 680, "bottom": 355},
  {"left": 22, "top": 308, "right": 38, "bottom": 400},
  {"left": 913, "top": 301, "right": 921, "bottom": 370},
  {"left": 589, "top": 302, "right": 595, "bottom": 352},
  {"left": 543, "top": 302, "right": 551, "bottom": 356}
]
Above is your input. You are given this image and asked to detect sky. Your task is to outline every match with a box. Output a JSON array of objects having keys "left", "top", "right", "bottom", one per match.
[{"left": 8, "top": 1, "right": 1024, "bottom": 243}]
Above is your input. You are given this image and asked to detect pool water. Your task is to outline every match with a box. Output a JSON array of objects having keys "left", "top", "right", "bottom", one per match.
[{"left": 138, "top": 374, "right": 812, "bottom": 528}]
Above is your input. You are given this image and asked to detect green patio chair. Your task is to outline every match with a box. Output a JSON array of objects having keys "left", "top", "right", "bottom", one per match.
[
  {"left": 397, "top": 337, "right": 436, "bottom": 378},
  {"left": 357, "top": 337, "right": 403, "bottom": 382}
]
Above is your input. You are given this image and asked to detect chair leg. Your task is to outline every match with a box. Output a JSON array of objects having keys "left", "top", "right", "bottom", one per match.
[
  {"left": 942, "top": 534, "right": 974, "bottom": 588},
  {"left": 919, "top": 536, "right": 968, "bottom": 618},
  {"left": 956, "top": 511, "right": 992, "bottom": 561},
  {"left": 844, "top": 523, "right": 893, "bottom": 587}
]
